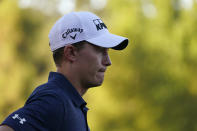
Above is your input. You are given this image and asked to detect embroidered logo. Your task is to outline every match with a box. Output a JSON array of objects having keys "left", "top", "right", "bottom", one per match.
[
  {"left": 70, "top": 33, "right": 77, "bottom": 40},
  {"left": 12, "top": 114, "right": 26, "bottom": 124},
  {"left": 93, "top": 19, "right": 107, "bottom": 31},
  {"left": 62, "top": 28, "right": 83, "bottom": 40}
]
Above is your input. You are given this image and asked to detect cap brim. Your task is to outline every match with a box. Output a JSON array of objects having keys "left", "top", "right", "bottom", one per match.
[{"left": 86, "top": 33, "right": 129, "bottom": 50}]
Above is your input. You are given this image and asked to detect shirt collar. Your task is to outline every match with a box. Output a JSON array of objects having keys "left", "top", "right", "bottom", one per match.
[{"left": 48, "top": 72, "right": 87, "bottom": 108}]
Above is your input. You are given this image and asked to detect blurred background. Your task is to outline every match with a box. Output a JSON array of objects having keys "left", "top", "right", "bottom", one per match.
[{"left": 0, "top": 0, "right": 197, "bottom": 130}]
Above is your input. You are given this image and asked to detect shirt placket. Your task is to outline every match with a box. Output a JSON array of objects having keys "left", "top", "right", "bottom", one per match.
[{"left": 81, "top": 106, "right": 90, "bottom": 131}]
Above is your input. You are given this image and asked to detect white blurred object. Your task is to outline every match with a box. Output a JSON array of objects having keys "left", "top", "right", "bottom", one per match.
[
  {"left": 58, "top": 0, "right": 76, "bottom": 14},
  {"left": 90, "top": 0, "right": 107, "bottom": 10},
  {"left": 142, "top": 3, "right": 157, "bottom": 18},
  {"left": 18, "top": 0, "right": 76, "bottom": 14},
  {"left": 180, "top": 0, "right": 193, "bottom": 9}
]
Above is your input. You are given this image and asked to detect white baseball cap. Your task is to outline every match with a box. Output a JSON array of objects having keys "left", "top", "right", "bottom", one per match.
[{"left": 49, "top": 11, "right": 129, "bottom": 51}]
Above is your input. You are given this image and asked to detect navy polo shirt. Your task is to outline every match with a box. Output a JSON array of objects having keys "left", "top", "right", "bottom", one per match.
[{"left": 1, "top": 72, "right": 90, "bottom": 131}]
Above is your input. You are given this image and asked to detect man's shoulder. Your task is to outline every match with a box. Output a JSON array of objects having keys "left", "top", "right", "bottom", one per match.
[
  {"left": 26, "top": 81, "right": 70, "bottom": 106},
  {"left": 31, "top": 82, "right": 59, "bottom": 96},
  {"left": 1, "top": 81, "right": 66, "bottom": 131}
]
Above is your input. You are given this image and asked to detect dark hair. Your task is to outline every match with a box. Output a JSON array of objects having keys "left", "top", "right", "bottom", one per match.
[{"left": 52, "top": 41, "right": 85, "bottom": 66}]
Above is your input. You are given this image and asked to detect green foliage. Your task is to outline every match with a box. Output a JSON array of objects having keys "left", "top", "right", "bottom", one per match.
[
  {"left": 1, "top": 0, "right": 197, "bottom": 131},
  {"left": 0, "top": 0, "right": 53, "bottom": 120}
]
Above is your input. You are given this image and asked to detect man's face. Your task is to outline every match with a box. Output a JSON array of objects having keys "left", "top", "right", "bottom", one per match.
[{"left": 74, "top": 43, "right": 112, "bottom": 88}]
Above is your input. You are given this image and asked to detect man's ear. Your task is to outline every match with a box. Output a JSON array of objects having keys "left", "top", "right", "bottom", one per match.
[{"left": 63, "top": 45, "right": 78, "bottom": 62}]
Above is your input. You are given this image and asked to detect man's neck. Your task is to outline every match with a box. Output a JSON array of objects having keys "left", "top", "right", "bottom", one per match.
[{"left": 57, "top": 68, "right": 88, "bottom": 96}]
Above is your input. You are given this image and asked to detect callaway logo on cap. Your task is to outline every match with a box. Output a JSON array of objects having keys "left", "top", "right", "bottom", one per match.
[{"left": 49, "top": 11, "right": 129, "bottom": 51}]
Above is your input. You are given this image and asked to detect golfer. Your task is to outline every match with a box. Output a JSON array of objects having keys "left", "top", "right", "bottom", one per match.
[{"left": 0, "top": 11, "right": 129, "bottom": 131}]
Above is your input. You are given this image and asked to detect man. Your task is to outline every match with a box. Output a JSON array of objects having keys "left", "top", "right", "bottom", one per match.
[{"left": 0, "top": 11, "right": 128, "bottom": 131}]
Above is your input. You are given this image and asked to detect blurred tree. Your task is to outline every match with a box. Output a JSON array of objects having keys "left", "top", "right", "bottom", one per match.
[{"left": 0, "top": 0, "right": 53, "bottom": 121}]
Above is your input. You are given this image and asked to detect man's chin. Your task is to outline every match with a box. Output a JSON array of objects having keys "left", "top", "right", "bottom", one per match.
[{"left": 88, "top": 80, "right": 104, "bottom": 88}]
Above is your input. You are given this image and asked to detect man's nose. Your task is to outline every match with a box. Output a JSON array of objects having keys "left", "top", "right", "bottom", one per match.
[{"left": 103, "top": 54, "right": 112, "bottom": 66}]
